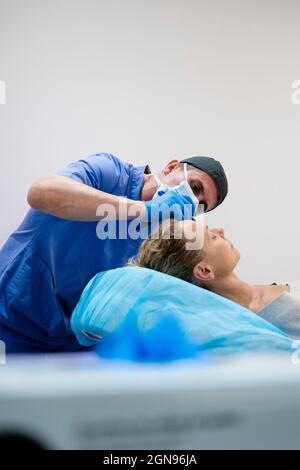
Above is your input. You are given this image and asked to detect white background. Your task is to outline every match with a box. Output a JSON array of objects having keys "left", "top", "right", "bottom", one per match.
[{"left": 0, "top": 0, "right": 299, "bottom": 283}]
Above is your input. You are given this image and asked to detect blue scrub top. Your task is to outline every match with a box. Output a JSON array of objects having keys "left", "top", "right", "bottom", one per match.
[{"left": 0, "top": 153, "right": 149, "bottom": 353}]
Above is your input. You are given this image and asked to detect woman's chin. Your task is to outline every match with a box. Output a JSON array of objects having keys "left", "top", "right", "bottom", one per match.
[
  {"left": 232, "top": 244, "right": 240, "bottom": 261},
  {"left": 235, "top": 248, "right": 241, "bottom": 261}
]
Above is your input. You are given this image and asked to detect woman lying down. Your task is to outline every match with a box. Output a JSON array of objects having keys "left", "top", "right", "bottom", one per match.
[{"left": 130, "top": 219, "right": 300, "bottom": 340}]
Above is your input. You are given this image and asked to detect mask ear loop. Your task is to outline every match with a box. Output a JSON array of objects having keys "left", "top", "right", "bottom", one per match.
[
  {"left": 184, "top": 163, "right": 205, "bottom": 220},
  {"left": 152, "top": 174, "right": 162, "bottom": 186},
  {"left": 183, "top": 162, "right": 197, "bottom": 216},
  {"left": 183, "top": 163, "right": 188, "bottom": 181}
]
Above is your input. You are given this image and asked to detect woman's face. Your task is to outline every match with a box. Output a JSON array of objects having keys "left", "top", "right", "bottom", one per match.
[{"left": 180, "top": 220, "right": 240, "bottom": 281}]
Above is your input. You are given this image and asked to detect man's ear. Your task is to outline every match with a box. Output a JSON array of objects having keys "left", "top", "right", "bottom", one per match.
[
  {"left": 163, "top": 159, "right": 181, "bottom": 175},
  {"left": 193, "top": 262, "right": 215, "bottom": 283}
]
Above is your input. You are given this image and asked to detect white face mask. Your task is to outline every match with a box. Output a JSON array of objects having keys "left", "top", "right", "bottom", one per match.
[
  {"left": 152, "top": 163, "right": 204, "bottom": 218},
  {"left": 153, "top": 163, "right": 198, "bottom": 204}
]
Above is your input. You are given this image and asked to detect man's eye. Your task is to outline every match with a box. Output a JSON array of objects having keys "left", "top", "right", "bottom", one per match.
[{"left": 192, "top": 185, "right": 201, "bottom": 194}]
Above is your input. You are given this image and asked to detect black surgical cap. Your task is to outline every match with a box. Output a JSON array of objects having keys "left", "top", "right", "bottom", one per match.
[{"left": 180, "top": 156, "right": 228, "bottom": 209}]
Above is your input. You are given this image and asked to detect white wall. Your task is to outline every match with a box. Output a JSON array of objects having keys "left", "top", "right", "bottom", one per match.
[{"left": 0, "top": 0, "right": 300, "bottom": 283}]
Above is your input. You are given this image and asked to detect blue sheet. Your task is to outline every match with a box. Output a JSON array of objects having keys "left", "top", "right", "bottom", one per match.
[{"left": 71, "top": 266, "right": 293, "bottom": 356}]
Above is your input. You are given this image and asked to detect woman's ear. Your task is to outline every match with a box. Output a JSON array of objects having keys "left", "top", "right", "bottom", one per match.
[{"left": 193, "top": 262, "right": 215, "bottom": 283}]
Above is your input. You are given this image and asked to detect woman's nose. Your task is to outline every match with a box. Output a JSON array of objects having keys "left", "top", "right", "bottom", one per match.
[{"left": 212, "top": 227, "right": 225, "bottom": 238}]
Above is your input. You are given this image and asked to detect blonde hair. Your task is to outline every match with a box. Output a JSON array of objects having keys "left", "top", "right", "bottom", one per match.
[{"left": 128, "top": 220, "right": 204, "bottom": 284}]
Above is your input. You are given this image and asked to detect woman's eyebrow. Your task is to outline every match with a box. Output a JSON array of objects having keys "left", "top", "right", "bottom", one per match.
[{"left": 205, "top": 225, "right": 210, "bottom": 240}]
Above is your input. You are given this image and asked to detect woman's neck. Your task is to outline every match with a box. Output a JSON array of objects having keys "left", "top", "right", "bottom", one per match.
[
  {"left": 203, "top": 274, "right": 289, "bottom": 313},
  {"left": 208, "top": 274, "right": 255, "bottom": 310}
]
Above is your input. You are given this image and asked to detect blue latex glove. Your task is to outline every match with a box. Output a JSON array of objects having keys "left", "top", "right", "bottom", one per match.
[{"left": 144, "top": 186, "right": 196, "bottom": 223}]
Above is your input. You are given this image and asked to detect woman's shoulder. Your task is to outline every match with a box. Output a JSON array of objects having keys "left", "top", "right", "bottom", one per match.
[
  {"left": 256, "top": 289, "right": 300, "bottom": 340},
  {"left": 250, "top": 284, "right": 290, "bottom": 313}
]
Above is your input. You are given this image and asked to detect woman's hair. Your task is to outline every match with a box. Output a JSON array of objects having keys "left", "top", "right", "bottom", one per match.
[{"left": 128, "top": 219, "right": 204, "bottom": 285}]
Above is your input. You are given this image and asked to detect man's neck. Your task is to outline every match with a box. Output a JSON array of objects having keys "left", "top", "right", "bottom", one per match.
[{"left": 140, "top": 175, "right": 157, "bottom": 201}]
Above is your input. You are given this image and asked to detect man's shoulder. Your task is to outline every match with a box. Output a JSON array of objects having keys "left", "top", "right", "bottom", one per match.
[
  {"left": 82, "top": 152, "right": 130, "bottom": 168},
  {"left": 82, "top": 152, "right": 149, "bottom": 173}
]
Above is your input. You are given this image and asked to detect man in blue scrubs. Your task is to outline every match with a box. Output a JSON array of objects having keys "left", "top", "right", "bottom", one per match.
[{"left": 0, "top": 153, "right": 228, "bottom": 353}]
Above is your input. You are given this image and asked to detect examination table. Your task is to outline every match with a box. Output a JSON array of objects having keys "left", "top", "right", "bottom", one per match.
[{"left": 0, "top": 351, "right": 299, "bottom": 450}]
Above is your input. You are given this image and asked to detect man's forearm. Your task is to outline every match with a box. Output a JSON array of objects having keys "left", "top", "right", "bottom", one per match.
[{"left": 27, "top": 175, "right": 146, "bottom": 221}]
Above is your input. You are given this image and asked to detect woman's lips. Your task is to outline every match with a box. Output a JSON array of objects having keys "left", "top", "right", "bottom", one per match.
[{"left": 226, "top": 238, "right": 235, "bottom": 249}]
